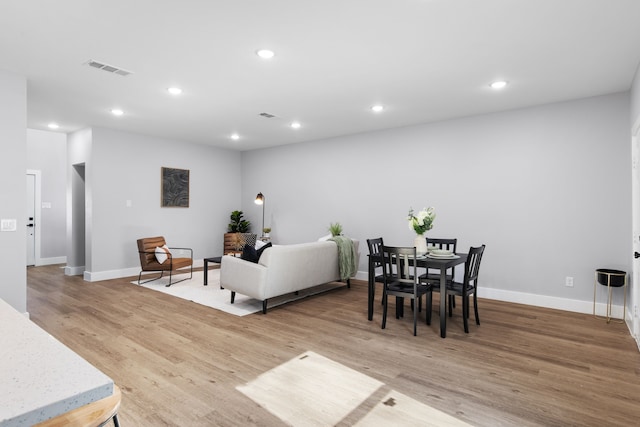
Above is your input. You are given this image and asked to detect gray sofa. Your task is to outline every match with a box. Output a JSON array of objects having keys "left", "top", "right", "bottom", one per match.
[{"left": 220, "top": 240, "right": 359, "bottom": 313}]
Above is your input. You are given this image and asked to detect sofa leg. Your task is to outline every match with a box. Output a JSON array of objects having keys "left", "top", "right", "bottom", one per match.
[
  {"left": 262, "top": 300, "right": 268, "bottom": 314},
  {"left": 346, "top": 278, "right": 351, "bottom": 288},
  {"left": 230, "top": 291, "right": 236, "bottom": 304}
]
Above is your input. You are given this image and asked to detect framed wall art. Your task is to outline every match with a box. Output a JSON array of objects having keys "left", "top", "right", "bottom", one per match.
[{"left": 161, "top": 167, "right": 189, "bottom": 207}]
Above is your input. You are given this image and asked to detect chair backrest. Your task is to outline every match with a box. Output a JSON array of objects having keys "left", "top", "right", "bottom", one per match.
[
  {"left": 381, "top": 245, "right": 417, "bottom": 286},
  {"left": 137, "top": 236, "right": 166, "bottom": 267},
  {"left": 463, "top": 245, "right": 485, "bottom": 288},
  {"left": 426, "top": 237, "right": 458, "bottom": 279},
  {"left": 426, "top": 237, "right": 457, "bottom": 253},
  {"left": 367, "top": 237, "right": 384, "bottom": 266}
]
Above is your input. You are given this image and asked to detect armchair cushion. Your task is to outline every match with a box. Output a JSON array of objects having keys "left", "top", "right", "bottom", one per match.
[{"left": 155, "top": 245, "right": 171, "bottom": 264}]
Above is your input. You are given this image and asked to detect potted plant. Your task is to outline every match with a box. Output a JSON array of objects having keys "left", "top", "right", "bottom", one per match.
[
  {"left": 224, "top": 210, "right": 254, "bottom": 253},
  {"left": 263, "top": 227, "right": 272, "bottom": 238},
  {"left": 228, "top": 210, "right": 251, "bottom": 233},
  {"left": 328, "top": 222, "right": 343, "bottom": 237}
]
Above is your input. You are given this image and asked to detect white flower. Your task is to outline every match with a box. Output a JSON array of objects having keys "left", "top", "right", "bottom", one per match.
[{"left": 407, "top": 207, "right": 436, "bottom": 235}]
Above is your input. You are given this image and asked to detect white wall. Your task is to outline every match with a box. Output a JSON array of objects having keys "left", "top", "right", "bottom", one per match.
[
  {"left": 631, "top": 62, "right": 640, "bottom": 128},
  {"left": 82, "top": 127, "right": 242, "bottom": 280},
  {"left": 26, "top": 129, "right": 67, "bottom": 263},
  {"left": 241, "top": 93, "right": 631, "bottom": 313},
  {"left": 0, "top": 70, "right": 27, "bottom": 312}
]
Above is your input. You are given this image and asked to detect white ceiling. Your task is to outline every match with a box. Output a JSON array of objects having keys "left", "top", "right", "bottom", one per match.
[{"left": 2, "top": 0, "right": 640, "bottom": 151}]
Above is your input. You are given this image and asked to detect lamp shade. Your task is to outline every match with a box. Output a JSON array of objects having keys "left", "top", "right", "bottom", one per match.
[{"left": 255, "top": 192, "right": 265, "bottom": 236}]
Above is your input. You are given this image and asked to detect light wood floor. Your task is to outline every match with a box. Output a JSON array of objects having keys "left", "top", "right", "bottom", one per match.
[{"left": 27, "top": 265, "right": 640, "bottom": 426}]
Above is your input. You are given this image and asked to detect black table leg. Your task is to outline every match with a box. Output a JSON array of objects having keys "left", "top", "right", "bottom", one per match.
[
  {"left": 368, "top": 258, "right": 374, "bottom": 321},
  {"left": 440, "top": 268, "right": 447, "bottom": 338},
  {"left": 203, "top": 259, "right": 209, "bottom": 286}
]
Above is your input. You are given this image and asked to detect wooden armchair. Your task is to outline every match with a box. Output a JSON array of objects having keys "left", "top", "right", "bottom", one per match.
[{"left": 137, "top": 236, "right": 193, "bottom": 287}]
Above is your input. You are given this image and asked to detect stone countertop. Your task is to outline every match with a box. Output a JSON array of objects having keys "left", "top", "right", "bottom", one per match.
[{"left": 0, "top": 298, "right": 113, "bottom": 426}]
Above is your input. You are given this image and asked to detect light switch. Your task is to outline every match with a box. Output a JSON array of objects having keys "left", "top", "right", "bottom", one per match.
[
  {"left": 126, "top": 200, "right": 132, "bottom": 208},
  {"left": 42, "top": 202, "right": 52, "bottom": 209},
  {"left": 1, "top": 219, "right": 17, "bottom": 232}
]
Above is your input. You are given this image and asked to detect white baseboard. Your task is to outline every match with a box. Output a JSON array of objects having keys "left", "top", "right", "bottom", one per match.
[
  {"left": 84, "top": 267, "right": 141, "bottom": 282},
  {"left": 479, "top": 287, "right": 625, "bottom": 318},
  {"left": 37, "top": 256, "right": 66, "bottom": 266},
  {"left": 354, "top": 270, "right": 625, "bottom": 319},
  {"left": 64, "top": 265, "right": 84, "bottom": 276},
  {"left": 79, "top": 267, "right": 628, "bottom": 320},
  {"left": 82, "top": 259, "right": 206, "bottom": 282}
]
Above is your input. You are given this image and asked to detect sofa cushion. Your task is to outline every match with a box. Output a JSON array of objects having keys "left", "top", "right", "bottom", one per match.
[
  {"left": 242, "top": 241, "right": 272, "bottom": 263},
  {"left": 241, "top": 244, "right": 259, "bottom": 263},
  {"left": 257, "top": 242, "right": 272, "bottom": 259}
]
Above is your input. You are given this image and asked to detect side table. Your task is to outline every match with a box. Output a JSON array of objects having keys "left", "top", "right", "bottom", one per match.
[{"left": 204, "top": 252, "right": 241, "bottom": 288}]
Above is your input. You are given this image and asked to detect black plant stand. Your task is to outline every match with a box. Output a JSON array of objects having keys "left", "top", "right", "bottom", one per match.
[{"left": 593, "top": 268, "right": 627, "bottom": 323}]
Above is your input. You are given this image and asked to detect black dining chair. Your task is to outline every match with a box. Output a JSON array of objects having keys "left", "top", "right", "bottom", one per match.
[
  {"left": 366, "top": 237, "right": 385, "bottom": 305},
  {"left": 381, "top": 245, "right": 431, "bottom": 336},
  {"left": 426, "top": 244, "right": 485, "bottom": 333},
  {"left": 420, "top": 238, "right": 458, "bottom": 315}
]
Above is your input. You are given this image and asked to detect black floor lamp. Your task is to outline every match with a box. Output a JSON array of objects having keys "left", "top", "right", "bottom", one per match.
[{"left": 255, "top": 192, "right": 265, "bottom": 237}]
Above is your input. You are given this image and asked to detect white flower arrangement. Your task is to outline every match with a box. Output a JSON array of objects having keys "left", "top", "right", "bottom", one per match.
[{"left": 407, "top": 207, "right": 435, "bottom": 235}]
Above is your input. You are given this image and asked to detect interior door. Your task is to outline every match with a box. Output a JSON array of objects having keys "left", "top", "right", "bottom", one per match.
[{"left": 26, "top": 173, "right": 35, "bottom": 266}]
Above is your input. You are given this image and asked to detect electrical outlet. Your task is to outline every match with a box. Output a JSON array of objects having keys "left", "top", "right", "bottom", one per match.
[
  {"left": 0, "top": 219, "right": 17, "bottom": 232},
  {"left": 565, "top": 276, "right": 574, "bottom": 287}
]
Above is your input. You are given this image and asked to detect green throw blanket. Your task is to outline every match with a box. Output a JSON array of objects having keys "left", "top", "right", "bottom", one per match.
[{"left": 329, "top": 236, "right": 357, "bottom": 280}]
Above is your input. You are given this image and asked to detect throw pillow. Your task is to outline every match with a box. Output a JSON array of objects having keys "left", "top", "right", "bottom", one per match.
[
  {"left": 241, "top": 244, "right": 259, "bottom": 263},
  {"left": 255, "top": 239, "right": 267, "bottom": 250},
  {"left": 155, "top": 245, "right": 171, "bottom": 264},
  {"left": 256, "top": 242, "right": 272, "bottom": 260},
  {"left": 317, "top": 233, "right": 332, "bottom": 242}
]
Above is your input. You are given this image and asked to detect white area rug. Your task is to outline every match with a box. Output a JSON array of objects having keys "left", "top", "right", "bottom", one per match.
[
  {"left": 238, "top": 350, "right": 474, "bottom": 427},
  {"left": 237, "top": 351, "right": 384, "bottom": 426},
  {"left": 135, "top": 270, "right": 346, "bottom": 317},
  {"left": 135, "top": 270, "right": 261, "bottom": 316},
  {"left": 354, "top": 390, "right": 473, "bottom": 427}
]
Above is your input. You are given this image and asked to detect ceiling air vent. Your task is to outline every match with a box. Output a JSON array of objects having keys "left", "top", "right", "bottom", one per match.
[
  {"left": 259, "top": 112, "right": 277, "bottom": 119},
  {"left": 85, "top": 60, "right": 133, "bottom": 77}
]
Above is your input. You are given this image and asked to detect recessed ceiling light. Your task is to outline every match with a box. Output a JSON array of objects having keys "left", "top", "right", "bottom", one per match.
[
  {"left": 167, "top": 87, "right": 182, "bottom": 95},
  {"left": 230, "top": 133, "right": 240, "bottom": 140},
  {"left": 111, "top": 108, "right": 124, "bottom": 116},
  {"left": 47, "top": 123, "right": 59, "bottom": 129},
  {"left": 256, "top": 49, "right": 275, "bottom": 59},
  {"left": 371, "top": 104, "right": 384, "bottom": 113},
  {"left": 290, "top": 122, "right": 301, "bottom": 129},
  {"left": 490, "top": 80, "right": 508, "bottom": 90}
]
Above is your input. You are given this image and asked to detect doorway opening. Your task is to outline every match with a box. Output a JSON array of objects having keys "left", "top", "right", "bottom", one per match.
[
  {"left": 65, "top": 163, "right": 86, "bottom": 276},
  {"left": 26, "top": 170, "right": 41, "bottom": 266}
]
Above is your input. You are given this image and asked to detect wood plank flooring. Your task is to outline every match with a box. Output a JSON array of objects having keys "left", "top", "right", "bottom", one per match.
[{"left": 27, "top": 265, "right": 640, "bottom": 426}]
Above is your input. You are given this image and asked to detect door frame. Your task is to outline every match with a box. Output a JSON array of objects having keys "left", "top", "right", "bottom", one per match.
[
  {"left": 26, "top": 170, "right": 42, "bottom": 267},
  {"left": 631, "top": 116, "right": 640, "bottom": 347}
]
